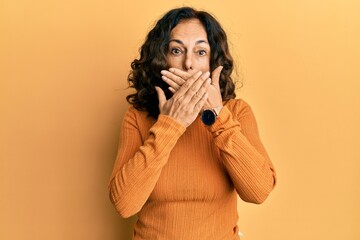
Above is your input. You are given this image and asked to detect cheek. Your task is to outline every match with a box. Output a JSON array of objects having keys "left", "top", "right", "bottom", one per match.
[
  {"left": 195, "top": 57, "right": 211, "bottom": 71},
  {"left": 166, "top": 56, "right": 182, "bottom": 68}
]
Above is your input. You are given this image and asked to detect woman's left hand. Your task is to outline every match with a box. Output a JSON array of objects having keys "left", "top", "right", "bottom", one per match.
[{"left": 161, "top": 66, "right": 224, "bottom": 109}]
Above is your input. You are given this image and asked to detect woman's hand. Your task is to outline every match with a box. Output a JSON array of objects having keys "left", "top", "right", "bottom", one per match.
[
  {"left": 155, "top": 71, "right": 211, "bottom": 128},
  {"left": 161, "top": 66, "right": 224, "bottom": 109}
]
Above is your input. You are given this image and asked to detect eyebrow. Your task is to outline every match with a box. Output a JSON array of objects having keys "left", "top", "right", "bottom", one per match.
[{"left": 169, "top": 39, "right": 209, "bottom": 45}]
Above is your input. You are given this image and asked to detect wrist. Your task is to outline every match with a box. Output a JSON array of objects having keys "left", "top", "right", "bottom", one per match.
[{"left": 212, "top": 106, "right": 223, "bottom": 115}]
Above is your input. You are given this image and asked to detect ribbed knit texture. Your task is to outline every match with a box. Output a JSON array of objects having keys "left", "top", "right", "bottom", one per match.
[{"left": 109, "top": 99, "right": 276, "bottom": 240}]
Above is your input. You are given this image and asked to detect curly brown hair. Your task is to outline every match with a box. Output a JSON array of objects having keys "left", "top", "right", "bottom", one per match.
[{"left": 126, "top": 7, "right": 237, "bottom": 119}]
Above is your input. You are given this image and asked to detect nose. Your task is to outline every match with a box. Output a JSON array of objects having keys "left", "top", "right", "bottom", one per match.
[{"left": 184, "top": 52, "right": 193, "bottom": 71}]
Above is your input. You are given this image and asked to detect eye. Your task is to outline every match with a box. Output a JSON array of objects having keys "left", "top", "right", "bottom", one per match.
[
  {"left": 197, "top": 49, "right": 207, "bottom": 56},
  {"left": 170, "top": 48, "right": 183, "bottom": 55}
]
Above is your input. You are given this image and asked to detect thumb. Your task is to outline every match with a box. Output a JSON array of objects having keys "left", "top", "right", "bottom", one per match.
[
  {"left": 155, "top": 86, "right": 166, "bottom": 108},
  {"left": 211, "top": 66, "right": 223, "bottom": 86}
]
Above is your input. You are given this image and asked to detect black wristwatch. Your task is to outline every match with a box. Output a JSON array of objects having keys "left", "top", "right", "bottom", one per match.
[{"left": 201, "top": 106, "right": 223, "bottom": 126}]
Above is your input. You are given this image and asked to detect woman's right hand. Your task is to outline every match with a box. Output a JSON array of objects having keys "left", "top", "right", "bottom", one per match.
[{"left": 155, "top": 71, "right": 210, "bottom": 128}]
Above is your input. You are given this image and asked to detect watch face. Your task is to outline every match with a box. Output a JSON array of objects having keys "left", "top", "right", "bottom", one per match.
[{"left": 201, "top": 110, "right": 216, "bottom": 126}]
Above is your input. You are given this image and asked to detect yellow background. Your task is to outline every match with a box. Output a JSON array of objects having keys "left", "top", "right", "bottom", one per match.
[{"left": 1, "top": 0, "right": 359, "bottom": 239}]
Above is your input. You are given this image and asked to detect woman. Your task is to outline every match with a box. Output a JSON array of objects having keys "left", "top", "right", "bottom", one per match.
[{"left": 109, "top": 7, "right": 276, "bottom": 240}]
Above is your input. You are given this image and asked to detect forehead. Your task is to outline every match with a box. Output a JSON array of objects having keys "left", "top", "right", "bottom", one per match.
[{"left": 170, "top": 18, "right": 208, "bottom": 40}]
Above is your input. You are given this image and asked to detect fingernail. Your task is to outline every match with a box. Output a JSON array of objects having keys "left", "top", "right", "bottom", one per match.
[{"left": 161, "top": 70, "right": 167, "bottom": 75}]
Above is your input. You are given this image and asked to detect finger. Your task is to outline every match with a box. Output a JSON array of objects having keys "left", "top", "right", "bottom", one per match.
[
  {"left": 168, "top": 87, "right": 176, "bottom": 93},
  {"left": 186, "top": 71, "right": 210, "bottom": 95},
  {"left": 155, "top": 87, "right": 166, "bottom": 108},
  {"left": 179, "top": 71, "right": 210, "bottom": 106},
  {"left": 169, "top": 68, "right": 191, "bottom": 80},
  {"left": 193, "top": 92, "right": 208, "bottom": 113},
  {"left": 190, "top": 78, "right": 210, "bottom": 103},
  {"left": 175, "top": 71, "right": 203, "bottom": 97},
  {"left": 204, "top": 78, "right": 211, "bottom": 91},
  {"left": 161, "top": 70, "right": 186, "bottom": 86},
  {"left": 162, "top": 75, "right": 181, "bottom": 91},
  {"left": 174, "top": 72, "right": 210, "bottom": 106},
  {"left": 211, "top": 66, "right": 223, "bottom": 86}
]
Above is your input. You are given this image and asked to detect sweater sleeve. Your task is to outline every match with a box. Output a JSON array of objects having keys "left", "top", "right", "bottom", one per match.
[
  {"left": 108, "top": 109, "right": 185, "bottom": 218},
  {"left": 208, "top": 101, "right": 276, "bottom": 204}
]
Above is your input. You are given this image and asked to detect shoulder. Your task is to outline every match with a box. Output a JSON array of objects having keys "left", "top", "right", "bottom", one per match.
[
  {"left": 125, "top": 106, "right": 147, "bottom": 118},
  {"left": 224, "top": 98, "right": 253, "bottom": 116},
  {"left": 123, "top": 105, "right": 156, "bottom": 129},
  {"left": 223, "top": 99, "right": 260, "bottom": 128}
]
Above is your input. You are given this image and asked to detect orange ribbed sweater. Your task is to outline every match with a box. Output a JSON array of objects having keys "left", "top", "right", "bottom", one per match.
[{"left": 109, "top": 98, "right": 276, "bottom": 240}]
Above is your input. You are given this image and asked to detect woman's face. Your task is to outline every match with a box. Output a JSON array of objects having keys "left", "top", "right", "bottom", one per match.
[{"left": 166, "top": 18, "right": 211, "bottom": 74}]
